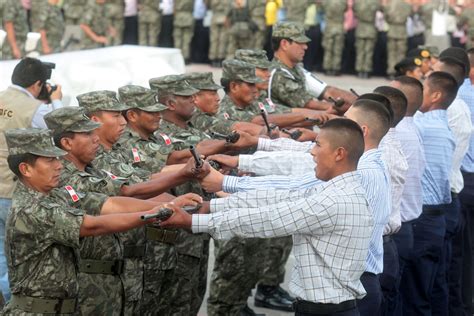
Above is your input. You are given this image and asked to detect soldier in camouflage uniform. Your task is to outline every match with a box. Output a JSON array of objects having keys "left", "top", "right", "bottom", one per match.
[
  {"left": 284, "top": 0, "right": 311, "bottom": 22},
  {"left": 30, "top": 0, "right": 65, "bottom": 54},
  {"left": 2, "top": 128, "right": 163, "bottom": 315},
  {"left": 248, "top": 0, "right": 266, "bottom": 50},
  {"left": 138, "top": 0, "right": 161, "bottom": 46},
  {"left": 63, "top": 0, "right": 89, "bottom": 25},
  {"left": 208, "top": 0, "right": 230, "bottom": 67},
  {"left": 384, "top": 0, "right": 412, "bottom": 78},
  {"left": 353, "top": 0, "right": 379, "bottom": 78},
  {"left": 2, "top": 0, "right": 28, "bottom": 59},
  {"left": 173, "top": 0, "right": 194, "bottom": 63},
  {"left": 321, "top": 0, "right": 347, "bottom": 76},
  {"left": 80, "top": 0, "right": 111, "bottom": 49},
  {"left": 106, "top": 0, "right": 124, "bottom": 46},
  {"left": 226, "top": 0, "right": 254, "bottom": 59},
  {"left": 418, "top": 1, "right": 453, "bottom": 53},
  {"left": 458, "top": 6, "right": 474, "bottom": 49}
]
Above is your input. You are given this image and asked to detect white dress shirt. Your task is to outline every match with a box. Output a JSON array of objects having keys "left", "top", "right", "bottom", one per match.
[
  {"left": 380, "top": 128, "right": 408, "bottom": 235},
  {"left": 257, "top": 137, "right": 314, "bottom": 153},
  {"left": 10, "top": 85, "right": 64, "bottom": 129},
  {"left": 396, "top": 117, "right": 425, "bottom": 222},
  {"left": 193, "top": 171, "right": 373, "bottom": 304},
  {"left": 239, "top": 151, "right": 315, "bottom": 176},
  {"left": 447, "top": 97, "right": 473, "bottom": 193},
  {"left": 160, "top": 0, "right": 174, "bottom": 15}
]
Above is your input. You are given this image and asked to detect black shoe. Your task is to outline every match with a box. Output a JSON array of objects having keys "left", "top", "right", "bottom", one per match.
[
  {"left": 254, "top": 285, "right": 294, "bottom": 312},
  {"left": 357, "top": 72, "right": 365, "bottom": 78},
  {"left": 184, "top": 58, "right": 191, "bottom": 65},
  {"left": 240, "top": 304, "right": 265, "bottom": 316},
  {"left": 333, "top": 70, "right": 341, "bottom": 76},
  {"left": 275, "top": 286, "right": 296, "bottom": 302}
]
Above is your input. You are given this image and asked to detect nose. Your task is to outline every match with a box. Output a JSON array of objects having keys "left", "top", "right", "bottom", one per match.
[{"left": 119, "top": 114, "right": 127, "bottom": 126}]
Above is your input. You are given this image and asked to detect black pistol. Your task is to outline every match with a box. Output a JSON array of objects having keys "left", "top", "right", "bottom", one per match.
[
  {"left": 327, "top": 96, "right": 345, "bottom": 108},
  {"left": 141, "top": 207, "right": 173, "bottom": 221},
  {"left": 211, "top": 131, "right": 241, "bottom": 144},
  {"left": 305, "top": 117, "right": 322, "bottom": 125},
  {"left": 189, "top": 146, "right": 203, "bottom": 168},
  {"left": 281, "top": 128, "right": 302, "bottom": 140},
  {"left": 260, "top": 109, "right": 276, "bottom": 132}
]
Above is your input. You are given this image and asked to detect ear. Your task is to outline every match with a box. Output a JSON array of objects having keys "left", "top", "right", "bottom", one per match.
[
  {"left": 431, "top": 91, "right": 442, "bottom": 104},
  {"left": 334, "top": 147, "right": 346, "bottom": 162},
  {"left": 60, "top": 137, "right": 73, "bottom": 152},
  {"left": 18, "top": 162, "right": 33, "bottom": 179},
  {"left": 360, "top": 125, "right": 369, "bottom": 138},
  {"left": 230, "top": 81, "right": 239, "bottom": 94},
  {"left": 90, "top": 115, "right": 101, "bottom": 123},
  {"left": 126, "top": 110, "right": 139, "bottom": 122}
]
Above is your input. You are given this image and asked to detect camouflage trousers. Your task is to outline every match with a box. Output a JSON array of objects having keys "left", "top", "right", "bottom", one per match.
[
  {"left": 2, "top": 39, "right": 26, "bottom": 60},
  {"left": 191, "top": 238, "right": 210, "bottom": 315},
  {"left": 77, "top": 272, "right": 123, "bottom": 315},
  {"left": 226, "top": 35, "right": 252, "bottom": 59},
  {"left": 259, "top": 236, "right": 293, "bottom": 286},
  {"left": 209, "top": 23, "right": 227, "bottom": 60},
  {"left": 322, "top": 32, "right": 344, "bottom": 71},
  {"left": 139, "top": 20, "right": 161, "bottom": 46},
  {"left": 251, "top": 29, "right": 266, "bottom": 50},
  {"left": 173, "top": 25, "right": 194, "bottom": 60},
  {"left": 121, "top": 257, "right": 144, "bottom": 316},
  {"left": 207, "top": 238, "right": 264, "bottom": 316},
  {"left": 355, "top": 37, "right": 376, "bottom": 73},
  {"left": 386, "top": 37, "right": 407, "bottom": 75},
  {"left": 108, "top": 17, "right": 124, "bottom": 46}
]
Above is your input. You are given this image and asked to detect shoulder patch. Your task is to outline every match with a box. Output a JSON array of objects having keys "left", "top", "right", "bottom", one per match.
[
  {"left": 223, "top": 113, "right": 230, "bottom": 120},
  {"left": 64, "top": 185, "right": 80, "bottom": 202},
  {"left": 132, "top": 148, "right": 141, "bottom": 163},
  {"left": 159, "top": 133, "right": 172, "bottom": 145}
]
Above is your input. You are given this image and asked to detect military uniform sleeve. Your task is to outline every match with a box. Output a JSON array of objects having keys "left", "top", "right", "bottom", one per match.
[
  {"left": 271, "top": 70, "right": 313, "bottom": 108},
  {"left": 3, "top": 0, "right": 17, "bottom": 22},
  {"left": 32, "top": 0, "right": 49, "bottom": 30},
  {"left": 76, "top": 192, "right": 108, "bottom": 216}
]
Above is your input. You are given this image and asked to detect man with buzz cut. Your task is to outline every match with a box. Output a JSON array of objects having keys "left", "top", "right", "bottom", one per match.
[
  {"left": 1, "top": 127, "right": 178, "bottom": 315},
  {"left": 269, "top": 21, "right": 356, "bottom": 113}
]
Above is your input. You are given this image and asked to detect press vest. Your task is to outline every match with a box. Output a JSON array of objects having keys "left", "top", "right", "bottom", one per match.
[{"left": 0, "top": 87, "right": 42, "bottom": 198}]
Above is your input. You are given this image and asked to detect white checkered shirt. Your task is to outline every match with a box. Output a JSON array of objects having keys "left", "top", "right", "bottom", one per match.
[{"left": 193, "top": 171, "right": 373, "bottom": 304}]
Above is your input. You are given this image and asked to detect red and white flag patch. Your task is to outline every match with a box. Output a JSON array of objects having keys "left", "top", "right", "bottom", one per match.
[
  {"left": 65, "top": 185, "right": 79, "bottom": 202},
  {"left": 265, "top": 98, "right": 276, "bottom": 110},
  {"left": 103, "top": 170, "right": 117, "bottom": 180},
  {"left": 223, "top": 113, "right": 230, "bottom": 120},
  {"left": 132, "top": 148, "right": 141, "bottom": 162},
  {"left": 159, "top": 133, "right": 172, "bottom": 146},
  {"left": 258, "top": 102, "right": 266, "bottom": 111}
]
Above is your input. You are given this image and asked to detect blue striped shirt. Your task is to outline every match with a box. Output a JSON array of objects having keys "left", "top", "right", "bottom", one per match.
[
  {"left": 414, "top": 110, "right": 455, "bottom": 205},
  {"left": 458, "top": 78, "right": 474, "bottom": 173},
  {"left": 222, "top": 149, "right": 391, "bottom": 274}
]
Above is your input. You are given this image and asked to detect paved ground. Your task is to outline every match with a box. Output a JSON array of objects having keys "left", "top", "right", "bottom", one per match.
[{"left": 186, "top": 63, "right": 381, "bottom": 316}]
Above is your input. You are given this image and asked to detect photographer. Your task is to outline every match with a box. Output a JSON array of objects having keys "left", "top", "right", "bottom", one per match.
[{"left": 0, "top": 57, "right": 64, "bottom": 303}]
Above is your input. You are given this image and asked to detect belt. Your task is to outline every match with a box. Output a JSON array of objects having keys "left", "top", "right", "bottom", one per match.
[
  {"left": 293, "top": 299, "right": 356, "bottom": 314},
  {"left": 78, "top": 259, "right": 124, "bottom": 275},
  {"left": 123, "top": 245, "right": 145, "bottom": 258},
  {"left": 383, "top": 235, "right": 392, "bottom": 244},
  {"left": 146, "top": 227, "right": 178, "bottom": 244},
  {"left": 422, "top": 208, "right": 445, "bottom": 216},
  {"left": 10, "top": 294, "right": 76, "bottom": 314}
]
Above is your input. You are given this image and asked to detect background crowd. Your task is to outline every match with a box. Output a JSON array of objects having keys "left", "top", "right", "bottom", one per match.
[{"left": 2, "top": 0, "right": 474, "bottom": 77}]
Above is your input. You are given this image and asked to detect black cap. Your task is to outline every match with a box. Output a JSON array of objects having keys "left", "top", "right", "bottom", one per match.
[
  {"left": 11, "top": 58, "right": 55, "bottom": 88},
  {"left": 395, "top": 57, "right": 422, "bottom": 73},
  {"left": 407, "top": 48, "right": 431, "bottom": 59},
  {"left": 439, "top": 47, "right": 470, "bottom": 76}
]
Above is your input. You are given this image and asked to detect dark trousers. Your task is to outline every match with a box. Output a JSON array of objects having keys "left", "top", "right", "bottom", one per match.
[
  {"left": 459, "top": 171, "right": 474, "bottom": 314},
  {"left": 190, "top": 19, "right": 210, "bottom": 63},
  {"left": 380, "top": 238, "right": 400, "bottom": 316},
  {"left": 357, "top": 272, "right": 382, "bottom": 316},
  {"left": 294, "top": 300, "right": 359, "bottom": 316},
  {"left": 123, "top": 15, "right": 138, "bottom": 45},
  {"left": 391, "top": 220, "right": 414, "bottom": 316},
  {"left": 159, "top": 14, "right": 174, "bottom": 47},
  {"left": 303, "top": 25, "right": 323, "bottom": 72},
  {"left": 400, "top": 206, "right": 447, "bottom": 315},
  {"left": 295, "top": 308, "right": 359, "bottom": 316}
]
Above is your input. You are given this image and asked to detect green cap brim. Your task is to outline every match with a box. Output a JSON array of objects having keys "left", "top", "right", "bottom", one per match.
[
  {"left": 30, "top": 147, "right": 67, "bottom": 158},
  {"left": 68, "top": 120, "right": 102, "bottom": 133},
  {"left": 141, "top": 102, "right": 168, "bottom": 112},
  {"left": 174, "top": 87, "right": 200, "bottom": 96},
  {"left": 195, "top": 83, "right": 223, "bottom": 91},
  {"left": 292, "top": 35, "right": 311, "bottom": 43},
  {"left": 242, "top": 76, "right": 265, "bottom": 84}
]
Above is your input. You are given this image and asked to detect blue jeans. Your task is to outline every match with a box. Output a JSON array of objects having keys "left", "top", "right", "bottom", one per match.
[{"left": 0, "top": 198, "right": 10, "bottom": 301}]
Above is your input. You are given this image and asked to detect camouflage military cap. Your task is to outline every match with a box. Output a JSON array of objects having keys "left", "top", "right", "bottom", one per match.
[
  {"left": 149, "top": 74, "right": 199, "bottom": 96},
  {"left": 5, "top": 128, "right": 66, "bottom": 157},
  {"left": 77, "top": 90, "right": 130, "bottom": 113},
  {"left": 44, "top": 106, "right": 101, "bottom": 135},
  {"left": 118, "top": 85, "right": 168, "bottom": 112},
  {"left": 183, "top": 72, "right": 222, "bottom": 91},
  {"left": 235, "top": 49, "right": 272, "bottom": 69},
  {"left": 222, "top": 59, "right": 264, "bottom": 84},
  {"left": 272, "top": 22, "right": 310, "bottom": 43}
]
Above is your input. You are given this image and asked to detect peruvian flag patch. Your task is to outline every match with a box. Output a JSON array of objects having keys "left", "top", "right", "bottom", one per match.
[
  {"left": 258, "top": 102, "right": 266, "bottom": 111},
  {"left": 265, "top": 98, "right": 276, "bottom": 110},
  {"left": 132, "top": 148, "right": 141, "bottom": 162},
  {"left": 64, "top": 185, "right": 79, "bottom": 202},
  {"left": 159, "top": 133, "right": 172, "bottom": 146},
  {"left": 223, "top": 113, "right": 230, "bottom": 120}
]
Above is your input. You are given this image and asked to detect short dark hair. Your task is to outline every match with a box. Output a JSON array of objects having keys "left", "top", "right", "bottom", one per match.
[
  {"left": 7, "top": 153, "right": 39, "bottom": 179},
  {"left": 11, "top": 58, "right": 53, "bottom": 88},
  {"left": 320, "top": 118, "right": 365, "bottom": 165},
  {"left": 271, "top": 37, "right": 293, "bottom": 51},
  {"left": 53, "top": 131, "right": 76, "bottom": 149},
  {"left": 467, "top": 48, "right": 474, "bottom": 69},
  {"left": 351, "top": 99, "right": 391, "bottom": 143},
  {"left": 373, "top": 86, "right": 408, "bottom": 127},
  {"left": 426, "top": 71, "right": 459, "bottom": 108},
  {"left": 437, "top": 56, "right": 466, "bottom": 86},
  {"left": 393, "top": 76, "right": 423, "bottom": 116},
  {"left": 394, "top": 75, "right": 424, "bottom": 92},
  {"left": 220, "top": 77, "right": 243, "bottom": 94}
]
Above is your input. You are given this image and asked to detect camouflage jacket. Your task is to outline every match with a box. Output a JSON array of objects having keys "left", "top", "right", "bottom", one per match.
[
  {"left": 138, "top": 0, "right": 161, "bottom": 22},
  {"left": 248, "top": 0, "right": 266, "bottom": 30},
  {"left": 188, "top": 109, "right": 234, "bottom": 135},
  {"left": 269, "top": 58, "right": 313, "bottom": 108},
  {"left": 174, "top": 0, "right": 194, "bottom": 27},
  {"left": 256, "top": 90, "right": 292, "bottom": 114},
  {"left": 353, "top": 0, "right": 378, "bottom": 39},
  {"left": 105, "top": 0, "right": 124, "bottom": 19},
  {"left": 384, "top": 1, "right": 412, "bottom": 39},
  {"left": 93, "top": 144, "right": 151, "bottom": 185},
  {"left": 5, "top": 183, "right": 84, "bottom": 303},
  {"left": 209, "top": 0, "right": 231, "bottom": 24},
  {"left": 320, "top": 0, "right": 347, "bottom": 35},
  {"left": 117, "top": 127, "right": 173, "bottom": 174},
  {"left": 81, "top": 2, "right": 108, "bottom": 48},
  {"left": 63, "top": 0, "right": 89, "bottom": 22},
  {"left": 30, "top": 0, "right": 65, "bottom": 51},
  {"left": 217, "top": 94, "right": 260, "bottom": 122},
  {"left": 285, "top": 0, "right": 312, "bottom": 23}
]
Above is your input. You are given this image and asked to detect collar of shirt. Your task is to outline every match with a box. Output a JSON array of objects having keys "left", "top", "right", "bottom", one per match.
[{"left": 10, "top": 85, "right": 35, "bottom": 99}]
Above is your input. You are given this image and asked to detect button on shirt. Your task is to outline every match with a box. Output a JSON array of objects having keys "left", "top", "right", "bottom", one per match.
[
  {"left": 396, "top": 117, "right": 425, "bottom": 222},
  {"left": 447, "top": 97, "right": 472, "bottom": 193},
  {"left": 193, "top": 171, "right": 373, "bottom": 304},
  {"left": 458, "top": 78, "right": 474, "bottom": 173},
  {"left": 221, "top": 149, "right": 391, "bottom": 274},
  {"left": 380, "top": 128, "right": 408, "bottom": 235},
  {"left": 414, "top": 110, "right": 455, "bottom": 205}
]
